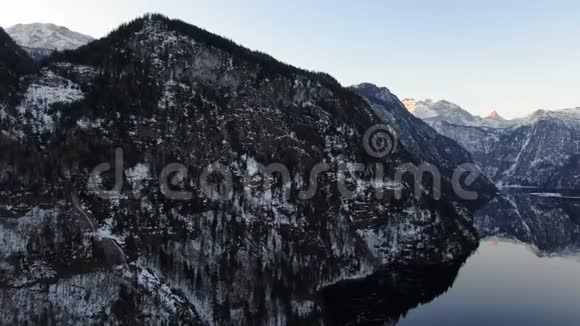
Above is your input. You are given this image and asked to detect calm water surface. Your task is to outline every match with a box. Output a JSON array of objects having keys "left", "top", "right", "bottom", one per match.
[{"left": 399, "top": 239, "right": 580, "bottom": 325}]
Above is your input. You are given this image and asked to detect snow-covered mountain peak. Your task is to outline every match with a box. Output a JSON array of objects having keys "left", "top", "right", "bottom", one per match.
[
  {"left": 404, "top": 99, "right": 527, "bottom": 129},
  {"left": 404, "top": 98, "right": 479, "bottom": 124},
  {"left": 486, "top": 110, "right": 504, "bottom": 120},
  {"left": 407, "top": 96, "right": 580, "bottom": 130},
  {"left": 521, "top": 107, "right": 580, "bottom": 128},
  {"left": 6, "top": 23, "right": 94, "bottom": 51}
]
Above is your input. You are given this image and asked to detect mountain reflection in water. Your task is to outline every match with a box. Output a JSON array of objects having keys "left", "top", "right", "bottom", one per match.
[
  {"left": 321, "top": 260, "right": 467, "bottom": 326},
  {"left": 321, "top": 191, "right": 580, "bottom": 325}
]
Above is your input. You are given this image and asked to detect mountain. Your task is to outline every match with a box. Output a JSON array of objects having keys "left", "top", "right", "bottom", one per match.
[
  {"left": 0, "top": 14, "right": 494, "bottom": 325},
  {"left": 486, "top": 110, "right": 503, "bottom": 120},
  {"left": 6, "top": 23, "right": 94, "bottom": 60},
  {"left": 351, "top": 84, "right": 495, "bottom": 205},
  {"left": 405, "top": 99, "right": 580, "bottom": 189},
  {"left": 403, "top": 98, "right": 479, "bottom": 125}
]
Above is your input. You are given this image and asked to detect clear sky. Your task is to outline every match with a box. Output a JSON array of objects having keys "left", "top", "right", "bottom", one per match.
[{"left": 2, "top": 0, "right": 580, "bottom": 118}]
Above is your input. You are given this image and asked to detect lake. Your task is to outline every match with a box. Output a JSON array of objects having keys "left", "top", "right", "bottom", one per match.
[
  {"left": 399, "top": 239, "right": 580, "bottom": 325},
  {"left": 322, "top": 191, "right": 580, "bottom": 325}
]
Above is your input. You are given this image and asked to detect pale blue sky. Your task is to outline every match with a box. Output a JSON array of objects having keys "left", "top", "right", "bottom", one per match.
[{"left": 3, "top": 0, "right": 580, "bottom": 118}]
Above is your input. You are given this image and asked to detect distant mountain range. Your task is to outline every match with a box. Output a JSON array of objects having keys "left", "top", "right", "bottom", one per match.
[
  {"left": 5, "top": 23, "right": 93, "bottom": 59},
  {"left": 404, "top": 99, "right": 580, "bottom": 189},
  {"left": 403, "top": 98, "right": 519, "bottom": 128}
]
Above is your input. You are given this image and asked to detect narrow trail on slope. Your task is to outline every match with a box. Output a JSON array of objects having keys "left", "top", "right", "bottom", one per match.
[{"left": 70, "top": 191, "right": 127, "bottom": 266}]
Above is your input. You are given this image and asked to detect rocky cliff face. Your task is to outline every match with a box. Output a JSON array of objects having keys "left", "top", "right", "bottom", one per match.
[
  {"left": 405, "top": 99, "right": 580, "bottom": 189},
  {"left": 0, "top": 14, "right": 492, "bottom": 325}
]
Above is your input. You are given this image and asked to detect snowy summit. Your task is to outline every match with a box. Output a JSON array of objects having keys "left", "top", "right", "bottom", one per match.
[{"left": 6, "top": 23, "right": 93, "bottom": 52}]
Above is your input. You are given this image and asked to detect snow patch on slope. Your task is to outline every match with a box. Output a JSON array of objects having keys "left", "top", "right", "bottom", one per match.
[{"left": 15, "top": 68, "right": 84, "bottom": 135}]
